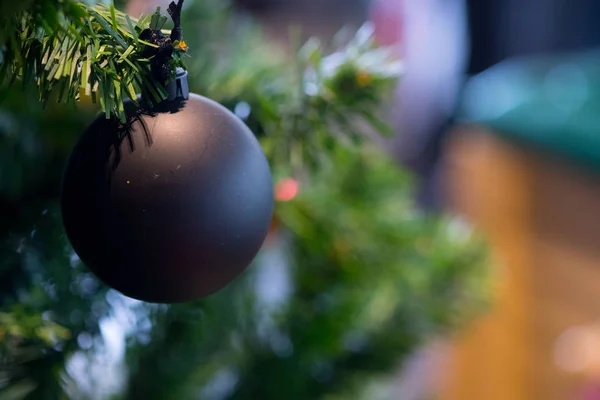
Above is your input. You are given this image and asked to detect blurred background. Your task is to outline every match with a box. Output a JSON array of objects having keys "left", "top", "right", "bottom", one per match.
[{"left": 3, "top": 0, "right": 600, "bottom": 399}]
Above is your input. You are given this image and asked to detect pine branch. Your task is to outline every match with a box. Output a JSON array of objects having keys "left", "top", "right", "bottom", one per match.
[
  {"left": 294, "top": 23, "right": 404, "bottom": 165},
  {"left": 0, "top": 2, "right": 189, "bottom": 122},
  {"left": 204, "top": 22, "right": 404, "bottom": 173}
]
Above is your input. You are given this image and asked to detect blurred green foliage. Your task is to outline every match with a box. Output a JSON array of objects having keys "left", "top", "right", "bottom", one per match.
[
  {"left": 119, "top": 145, "right": 487, "bottom": 400},
  {"left": 0, "top": 0, "right": 83, "bottom": 43},
  {"left": 0, "top": 0, "right": 489, "bottom": 399}
]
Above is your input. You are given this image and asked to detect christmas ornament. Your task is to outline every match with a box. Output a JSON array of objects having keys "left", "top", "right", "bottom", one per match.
[{"left": 60, "top": 1, "right": 274, "bottom": 303}]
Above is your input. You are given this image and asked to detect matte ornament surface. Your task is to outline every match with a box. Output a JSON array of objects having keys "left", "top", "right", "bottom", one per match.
[{"left": 61, "top": 94, "right": 274, "bottom": 303}]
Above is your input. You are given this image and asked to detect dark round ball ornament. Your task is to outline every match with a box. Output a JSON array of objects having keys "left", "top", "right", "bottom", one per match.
[{"left": 60, "top": 93, "right": 274, "bottom": 303}]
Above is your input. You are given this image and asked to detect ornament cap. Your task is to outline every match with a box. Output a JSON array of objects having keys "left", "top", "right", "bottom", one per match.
[{"left": 165, "top": 67, "right": 190, "bottom": 101}]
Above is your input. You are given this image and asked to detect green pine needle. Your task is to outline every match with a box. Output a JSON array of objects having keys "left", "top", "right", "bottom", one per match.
[{"left": 0, "top": 2, "right": 189, "bottom": 122}]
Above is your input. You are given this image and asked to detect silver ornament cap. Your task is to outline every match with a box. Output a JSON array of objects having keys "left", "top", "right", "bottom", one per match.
[{"left": 165, "top": 67, "right": 190, "bottom": 101}]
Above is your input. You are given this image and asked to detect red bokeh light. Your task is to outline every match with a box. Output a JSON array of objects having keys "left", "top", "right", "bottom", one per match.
[{"left": 275, "top": 178, "right": 299, "bottom": 202}]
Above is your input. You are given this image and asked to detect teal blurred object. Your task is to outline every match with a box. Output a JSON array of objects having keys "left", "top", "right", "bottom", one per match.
[{"left": 459, "top": 49, "right": 600, "bottom": 171}]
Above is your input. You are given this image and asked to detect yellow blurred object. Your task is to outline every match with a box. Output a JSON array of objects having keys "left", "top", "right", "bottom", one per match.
[
  {"left": 175, "top": 40, "right": 188, "bottom": 52},
  {"left": 356, "top": 71, "right": 372, "bottom": 87},
  {"left": 439, "top": 125, "right": 600, "bottom": 400}
]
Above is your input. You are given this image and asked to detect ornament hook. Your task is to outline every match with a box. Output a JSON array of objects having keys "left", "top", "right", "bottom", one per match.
[{"left": 139, "top": 0, "right": 187, "bottom": 85}]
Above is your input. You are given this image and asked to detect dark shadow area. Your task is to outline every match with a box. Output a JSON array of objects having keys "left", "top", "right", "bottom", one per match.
[{"left": 108, "top": 98, "right": 187, "bottom": 171}]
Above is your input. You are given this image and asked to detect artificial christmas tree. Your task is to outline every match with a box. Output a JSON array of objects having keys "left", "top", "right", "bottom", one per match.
[{"left": 0, "top": 0, "right": 488, "bottom": 398}]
